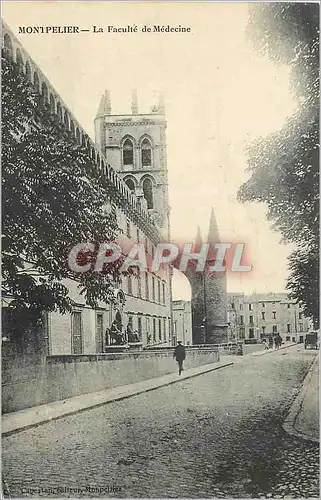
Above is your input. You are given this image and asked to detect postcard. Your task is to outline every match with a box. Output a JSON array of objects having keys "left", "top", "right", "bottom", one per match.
[{"left": 2, "top": 1, "right": 319, "bottom": 499}]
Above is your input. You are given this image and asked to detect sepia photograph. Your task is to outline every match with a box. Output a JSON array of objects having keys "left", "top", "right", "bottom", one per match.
[{"left": 1, "top": 1, "right": 319, "bottom": 498}]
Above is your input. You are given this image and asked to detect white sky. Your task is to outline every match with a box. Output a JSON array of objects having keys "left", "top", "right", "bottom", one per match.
[{"left": 3, "top": 1, "right": 298, "bottom": 300}]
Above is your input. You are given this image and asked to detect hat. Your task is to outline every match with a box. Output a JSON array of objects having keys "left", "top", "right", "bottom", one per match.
[{"left": 177, "top": 340, "right": 182, "bottom": 344}]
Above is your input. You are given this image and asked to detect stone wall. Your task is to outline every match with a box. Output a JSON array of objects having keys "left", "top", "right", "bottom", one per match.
[{"left": 2, "top": 348, "right": 219, "bottom": 414}]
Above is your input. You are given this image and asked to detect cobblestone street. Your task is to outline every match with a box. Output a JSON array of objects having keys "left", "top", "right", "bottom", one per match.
[{"left": 2, "top": 347, "right": 319, "bottom": 498}]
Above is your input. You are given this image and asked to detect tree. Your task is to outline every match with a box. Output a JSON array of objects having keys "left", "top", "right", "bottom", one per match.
[
  {"left": 238, "top": 3, "right": 319, "bottom": 327},
  {"left": 2, "top": 52, "right": 124, "bottom": 350}
]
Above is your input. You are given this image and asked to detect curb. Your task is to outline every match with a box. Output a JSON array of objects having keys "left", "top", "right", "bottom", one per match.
[
  {"left": 249, "top": 342, "right": 297, "bottom": 357},
  {"left": 283, "top": 353, "right": 319, "bottom": 443},
  {"left": 2, "top": 360, "right": 234, "bottom": 437}
]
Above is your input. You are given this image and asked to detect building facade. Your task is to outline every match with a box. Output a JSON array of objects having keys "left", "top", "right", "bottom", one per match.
[
  {"left": 2, "top": 23, "right": 172, "bottom": 355},
  {"left": 172, "top": 300, "right": 193, "bottom": 346},
  {"left": 227, "top": 293, "right": 311, "bottom": 343}
]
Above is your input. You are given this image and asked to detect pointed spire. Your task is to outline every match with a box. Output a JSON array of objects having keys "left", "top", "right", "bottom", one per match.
[
  {"left": 207, "top": 207, "right": 220, "bottom": 245},
  {"left": 131, "top": 89, "right": 138, "bottom": 114},
  {"left": 158, "top": 92, "right": 165, "bottom": 114},
  {"left": 96, "top": 90, "right": 111, "bottom": 118},
  {"left": 195, "top": 224, "right": 203, "bottom": 249}
]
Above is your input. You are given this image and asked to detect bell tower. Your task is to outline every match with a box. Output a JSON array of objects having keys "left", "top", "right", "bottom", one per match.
[{"left": 94, "top": 89, "right": 170, "bottom": 239}]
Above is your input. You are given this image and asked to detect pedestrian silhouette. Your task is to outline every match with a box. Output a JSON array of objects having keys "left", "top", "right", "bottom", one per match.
[{"left": 174, "top": 341, "right": 186, "bottom": 375}]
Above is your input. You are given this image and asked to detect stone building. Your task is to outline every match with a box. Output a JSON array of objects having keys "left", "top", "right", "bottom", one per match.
[
  {"left": 172, "top": 300, "right": 192, "bottom": 346},
  {"left": 185, "top": 210, "right": 228, "bottom": 345},
  {"left": 2, "top": 23, "right": 172, "bottom": 355},
  {"left": 227, "top": 293, "right": 311, "bottom": 343},
  {"left": 93, "top": 88, "right": 173, "bottom": 348}
]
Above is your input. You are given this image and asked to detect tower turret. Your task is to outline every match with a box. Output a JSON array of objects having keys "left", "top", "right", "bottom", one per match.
[
  {"left": 204, "top": 207, "right": 228, "bottom": 344},
  {"left": 131, "top": 89, "right": 138, "bottom": 115},
  {"left": 96, "top": 90, "right": 111, "bottom": 118},
  {"left": 158, "top": 92, "right": 165, "bottom": 115}
]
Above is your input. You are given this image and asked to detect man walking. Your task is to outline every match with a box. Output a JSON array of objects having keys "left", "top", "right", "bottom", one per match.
[{"left": 174, "top": 340, "right": 186, "bottom": 375}]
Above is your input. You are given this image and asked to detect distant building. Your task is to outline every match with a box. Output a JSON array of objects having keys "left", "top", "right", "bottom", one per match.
[
  {"left": 172, "top": 300, "right": 192, "bottom": 346},
  {"left": 227, "top": 293, "right": 311, "bottom": 343}
]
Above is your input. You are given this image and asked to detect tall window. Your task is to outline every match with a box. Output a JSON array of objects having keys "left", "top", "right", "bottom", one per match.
[
  {"left": 143, "top": 178, "right": 153, "bottom": 209},
  {"left": 152, "top": 277, "right": 155, "bottom": 301},
  {"left": 141, "top": 138, "right": 152, "bottom": 167},
  {"left": 240, "top": 315, "right": 244, "bottom": 325},
  {"left": 145, "top": 273, "right": 149, "bottom": 300},
  {"left": 153, "top": 318, "right": 156, "bottom": 342},
  {"left": 249, "top": 328, "right": 254, "bottom": 339},
  {"left": 157, "top": 280, "right": 161, "bottom": 303},
  {"left": 273, "top": 311, "right": 276, "bottom": 319},
  {"left": 72, "top": 311, "right": 83, "bottom": 354},
  {"left": 287, "top": 324, "right": 291, "bottom": 333},
  {"left": 249, "top": 315, "right": 254, "bottom": 326},
  {"left": 162, "top": 283, "right": 166, "bottom": 305},
  {"left": 163, "top": 318, "right": 166, "bottom": 340},
  {"left": 123, "top": 138, "right": 134, "bottom": 166},
  {"left": 261, "top": 312, "right": 265, "bottom": 320},
  {"left": 137, "top": 271, "right": 142, "bottom": 298},
  {"left": 127, "top": 275, "right": 132, "bottom": 295},
  {"left": 272, "top": 325, "right": 277, "bottom": 334},
  {"left": 248, "top": 304, "right": 252, "bottom": 311},
  {"left": 240, "top": 304, "right": 243, "bottom": 311},
  {"left": 262, "top": 302, "right": 265, "bottom": 308},
  {"left": 262, "top": 326, "right": 266, "bottom": 335},
  {"left": 159, "top": 318, "right": 162, "bottom": 340}
]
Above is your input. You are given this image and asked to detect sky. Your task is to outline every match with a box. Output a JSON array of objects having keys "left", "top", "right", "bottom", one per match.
[{"left": 3, "top": 1, "right": 298, "bottom": 300}]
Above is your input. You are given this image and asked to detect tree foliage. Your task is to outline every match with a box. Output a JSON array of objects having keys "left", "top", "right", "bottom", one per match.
[
  {"left": 238, "top": 3, "right": 319, "bottom": 326},
  {"left": 2, "top": 52, "right": 124, "bottom": 341}
]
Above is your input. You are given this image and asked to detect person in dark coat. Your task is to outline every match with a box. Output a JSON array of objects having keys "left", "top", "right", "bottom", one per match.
[
  {"left": 173, "top": 341, "right": 186, "bottom": 375},
  {"left": 275, "top": 334, "right": 282, "bottom": 349}
]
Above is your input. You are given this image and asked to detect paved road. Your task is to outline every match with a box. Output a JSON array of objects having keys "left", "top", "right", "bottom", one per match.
[{"left": 2, "top": 347, "right": 319, "bottom": 498}]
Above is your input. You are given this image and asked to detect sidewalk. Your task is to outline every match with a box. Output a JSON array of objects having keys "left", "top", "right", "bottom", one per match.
[
  {"left": 283, "top": 352, "right": 319, "bottom": 443},
  {"left": 2, "top": 343, "right": 299, "bottom": 438},
  {"left": 2, "top": 358, "right": 234, "bottom": 437}
]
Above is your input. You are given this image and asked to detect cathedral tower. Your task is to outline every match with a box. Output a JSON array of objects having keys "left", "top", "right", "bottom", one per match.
[
  {"left": 94, "top": 90, "right": 170, "bottom": 239},
  {"left": 185, "top": 209, "right": 228, "bottom": 345},
  {"left": 203, "top": 208, "right": 228, "bottom": 344}
]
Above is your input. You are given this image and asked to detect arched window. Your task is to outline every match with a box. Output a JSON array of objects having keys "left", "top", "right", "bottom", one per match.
[
  {"left": 3, "top": 34, "right": 13, "bottom": 58},
  {"left": 49, "top": 94, "right": 56, "bottom": 113},
  {"left": 125, "top": 179, "right": 135, "bottom": 192},
  {"left": 63, "top": 110, "right": 70, "bottom": 130},
  {"left": 25, "top": 61, "right": 31, "bottom": 81},
  {"left": 16, "top": 49, "right": 24, "bottom": 72},
  {"left": 141, "top": 138, "right": 152, "bottom": 167},
  {"left": 70, "top": 121, "right": 75, "bottom": 138},
  {"left": 41, "top": 82, "right": 48, "bottom": 104},
  {"left": 142, "top": 178, "right": 153, "bottom": 209},
  {"left": 123, "top": 138, "right": 134, "bottom": 167},
  {"left": 33, "top": 72, "right": 39, "bottom": 92},
  {"left": 56, "top": 102, "right": 62, "bottom": 122}
]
